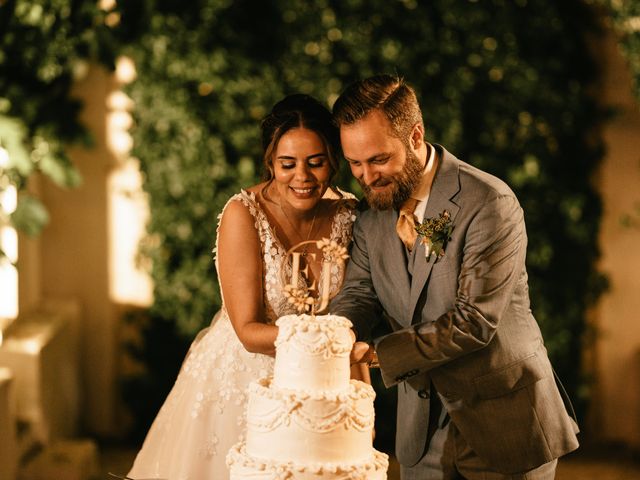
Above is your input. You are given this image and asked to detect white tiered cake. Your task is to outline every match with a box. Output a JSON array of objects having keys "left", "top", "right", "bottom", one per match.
[{"left": 227, "top": 313, "right": 388, "bottom": 479}]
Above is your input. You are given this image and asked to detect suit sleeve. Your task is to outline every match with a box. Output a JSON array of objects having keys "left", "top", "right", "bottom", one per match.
[
  {"left": 329, "top": 211, "right": 383, "bottom": 341},
  {"left": 376, "top": 194, "right": 527, "bottom": 387}
]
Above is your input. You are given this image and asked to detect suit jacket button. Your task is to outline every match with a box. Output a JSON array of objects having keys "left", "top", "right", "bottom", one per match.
[{"left": 418, "top": 389, "right": 429, "bottom": 399}]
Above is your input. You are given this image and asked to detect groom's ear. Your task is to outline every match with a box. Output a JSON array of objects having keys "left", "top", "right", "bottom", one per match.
[{"left": 410, "top": 123, "right": 425, "bottom": 150}]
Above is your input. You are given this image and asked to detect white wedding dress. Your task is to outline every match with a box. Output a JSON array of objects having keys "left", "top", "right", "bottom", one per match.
[{"left": 127, "top": 189, "right": 356, "bottom": 480}]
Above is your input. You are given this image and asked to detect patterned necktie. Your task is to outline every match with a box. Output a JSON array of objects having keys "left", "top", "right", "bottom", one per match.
[{"left": 396, "top": 197, "right": 419, "bottom": 250}]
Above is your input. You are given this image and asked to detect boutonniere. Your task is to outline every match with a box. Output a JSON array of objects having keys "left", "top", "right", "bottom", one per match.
[{"left": 415, "top": 210, "right": 454, "bottom": 260}]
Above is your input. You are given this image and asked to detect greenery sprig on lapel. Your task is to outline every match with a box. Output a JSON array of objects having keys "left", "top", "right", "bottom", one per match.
[{"left": 415, "top": 210, "right": 454, "bottom": 260}]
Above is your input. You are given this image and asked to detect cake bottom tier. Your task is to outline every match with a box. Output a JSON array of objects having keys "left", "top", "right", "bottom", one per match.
[{"left": 227, "top": 443, "right": 388, "bottom": 480}]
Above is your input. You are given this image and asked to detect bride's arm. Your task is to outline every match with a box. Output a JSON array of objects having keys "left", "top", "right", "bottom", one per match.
[
  {"left": 218, "top": 199, "right": 277, "bottom": 356},
  {"left": 349, "top": 339, "right": 373, "bottom": 383},
  {"left": 350, "top": 363, "right": 371, "bottom": 383}
]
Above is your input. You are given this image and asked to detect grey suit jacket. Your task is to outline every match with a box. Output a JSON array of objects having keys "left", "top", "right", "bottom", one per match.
[{"left": 330, "top": 145, "right": 579, "bottom": 474}]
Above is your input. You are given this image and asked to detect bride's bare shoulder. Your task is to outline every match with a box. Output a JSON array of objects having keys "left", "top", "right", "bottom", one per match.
[
  {"left": 218, "top": 202, "right": 260, "bottom": 255},
  {"left": 219, "top": 185, "right": 262, "bottom": 234}
]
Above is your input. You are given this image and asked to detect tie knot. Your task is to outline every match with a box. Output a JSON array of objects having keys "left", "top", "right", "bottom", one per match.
[{"left": 396, "top": 197, "right": 419, "bottom": 251}]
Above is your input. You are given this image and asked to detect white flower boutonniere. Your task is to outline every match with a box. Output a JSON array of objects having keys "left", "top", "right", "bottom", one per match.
[{"left": 415, "top": 210, "right": 454, "bottom": 260}]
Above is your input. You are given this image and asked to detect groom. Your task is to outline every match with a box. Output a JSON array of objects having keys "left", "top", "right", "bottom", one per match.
[{"left": 330, "top": 74, "right": 579, "bottom": 479}]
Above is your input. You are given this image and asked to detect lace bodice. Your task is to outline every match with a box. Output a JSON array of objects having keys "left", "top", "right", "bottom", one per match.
[{"left": 214, "top": 189, "right": 357, "bottom": 323}]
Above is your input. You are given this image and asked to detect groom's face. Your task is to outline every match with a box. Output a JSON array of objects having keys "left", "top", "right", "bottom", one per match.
[{"left": 341, "top": 110, "right": 423, "bottom": 210}]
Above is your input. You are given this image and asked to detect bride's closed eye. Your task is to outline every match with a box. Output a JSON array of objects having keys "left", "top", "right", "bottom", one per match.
[
  {"left": 307, "top": 157, "right": 326, "bottom": 168},
  {"left": 278, "top": 157, "right": 326, "bottom": 169}
]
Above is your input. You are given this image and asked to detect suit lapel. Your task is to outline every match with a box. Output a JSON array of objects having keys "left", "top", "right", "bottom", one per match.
[{"left": 407, "top": 146, "right": 461, "bottom": 324}]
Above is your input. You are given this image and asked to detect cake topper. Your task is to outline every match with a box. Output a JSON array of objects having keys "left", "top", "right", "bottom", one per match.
[{"left": 281, "top": 238, "right": 349, "bottom": 315}]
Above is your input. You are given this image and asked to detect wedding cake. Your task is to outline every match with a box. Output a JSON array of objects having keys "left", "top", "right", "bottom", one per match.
[{"left": 227, "top": 313, "right": 388, "bottom": 479}]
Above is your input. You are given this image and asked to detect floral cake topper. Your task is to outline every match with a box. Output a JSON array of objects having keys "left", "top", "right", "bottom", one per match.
[
  {"left": 415, "top": 210, "right": 454, "bottom": 260},
  {"left": 281, "top": 238, "right": 349, "bottom": 314}
]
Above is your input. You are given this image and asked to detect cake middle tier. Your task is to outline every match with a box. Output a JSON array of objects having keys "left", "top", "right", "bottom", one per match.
[{"left": 245, "top": 377, "right": 376, "bottom": 464}]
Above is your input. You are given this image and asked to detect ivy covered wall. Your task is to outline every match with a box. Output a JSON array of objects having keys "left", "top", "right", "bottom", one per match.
[
  {"left": 606, "top": 0, "right": 640, "bottom": 230},
  {"left": 3, "top": 0, "right": 638, "bottom": 446},
  {"left": 607, "top": 0, "right": 640, "bottom": 101},
  {"left": 0, "top": 1, "right": 116, "bottom": 239},
  {"left": 114, "top": 0, "right": 609, "bottom": 443}
]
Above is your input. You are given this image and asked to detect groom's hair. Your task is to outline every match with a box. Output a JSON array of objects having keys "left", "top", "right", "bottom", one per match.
[{"left": 332, "top": 74, "right": 423, "bottom": 141}]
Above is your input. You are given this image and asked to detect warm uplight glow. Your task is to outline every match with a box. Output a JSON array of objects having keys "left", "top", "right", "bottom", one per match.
[
  {"left": 107, "top": 91, "right": 134, "bottom": 111},
  {"left": 107, "top": 94, "right": 134, "bottom": 157},
  {"left": 99, "top": 0, "right": 116, "bottom": 10},
  {"left": 0, "top": 179, "right": 18, "bottom": 322},
  {"left": 626, "top": 16, "right": 640, "bottom": 32},
  {"left": 106, "top": 56, "right": 152, "bottom": 306},
  {"left": 108, "top": 162, "right": 153, "bottom": 306},
  {"left": 0, "top": 214, "right": 17, "bottom": 261},
  {"left": 106, "top": 57, "right": 136, "bottom": 158},
  {"left": 115, "top": 56, "right": 137, "bottom": 84},
  {"left": 0, "top": 145, "right": 9, "bottom": 167},
  {"left": 107, "top": 110, "right": 134, "bottom": 155}
]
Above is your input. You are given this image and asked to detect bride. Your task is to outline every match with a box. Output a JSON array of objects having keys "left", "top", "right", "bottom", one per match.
[{"left": 127, "top": 94, "right": 365, "bottom": 479}]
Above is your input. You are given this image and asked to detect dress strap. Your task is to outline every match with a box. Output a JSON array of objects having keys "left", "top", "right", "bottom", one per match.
[{"left": 330, "top": 195, "right": 358, "bottom": 248}]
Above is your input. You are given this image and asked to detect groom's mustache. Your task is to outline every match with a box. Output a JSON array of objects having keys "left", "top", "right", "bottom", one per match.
[
  {"left": 371, "top": 179, "right": 391, "bottom": 187},
  {"left": 360, "top": 178, "right": 392, "bottom": 189}
]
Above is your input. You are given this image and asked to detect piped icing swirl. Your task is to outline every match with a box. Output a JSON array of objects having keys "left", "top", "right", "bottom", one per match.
[{"left": 227, "top": 443, "right": 388, "bottom": 480}]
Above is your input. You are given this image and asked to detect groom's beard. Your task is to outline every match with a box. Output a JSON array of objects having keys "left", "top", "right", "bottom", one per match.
[{"left": 360, "top": 146, "right": 424, "bottom": 210}]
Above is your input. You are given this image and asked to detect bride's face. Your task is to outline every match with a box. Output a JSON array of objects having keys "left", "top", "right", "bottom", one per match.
[{"left": 272, "top": 127, "right": 331, "bottom": 212}]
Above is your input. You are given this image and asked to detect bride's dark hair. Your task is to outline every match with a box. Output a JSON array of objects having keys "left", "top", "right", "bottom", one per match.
[{"left": 260, "top": 94, "right": 341, "bottom": 181}]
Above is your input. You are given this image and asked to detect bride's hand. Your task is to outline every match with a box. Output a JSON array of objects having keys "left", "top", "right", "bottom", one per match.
[{"left": 350, "top": 341, "right": 375, "bottom": 365}]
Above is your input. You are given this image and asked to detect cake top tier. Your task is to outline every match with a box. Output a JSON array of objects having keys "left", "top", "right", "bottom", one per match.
[
  {"left": 275, "top": 314, "right": 353, "bottom": 358},
  {"left": 273, "top": 314, "right": 354, "bottom": 392}
]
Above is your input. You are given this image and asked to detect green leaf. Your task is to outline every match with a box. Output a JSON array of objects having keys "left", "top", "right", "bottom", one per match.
[
  {"left": 0, "top": 115, "right": 32, "bottom": 176},
  {"left": 38, "top": 155, "right": 83, "bottom": 188},
  {"left": 10, "top": 194, "right": 50, "bottom": 237}
]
